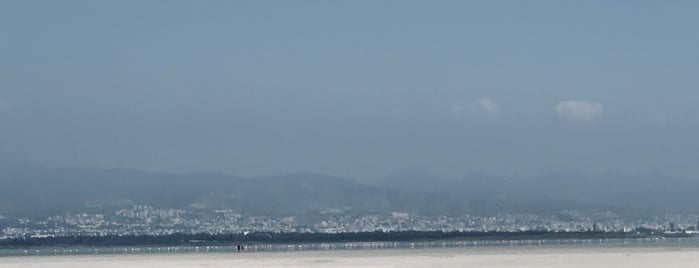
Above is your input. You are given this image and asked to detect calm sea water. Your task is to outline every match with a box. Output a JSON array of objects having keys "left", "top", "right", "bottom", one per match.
[{"left": 2, "top": 237, "right": 698, "bottom": 257}]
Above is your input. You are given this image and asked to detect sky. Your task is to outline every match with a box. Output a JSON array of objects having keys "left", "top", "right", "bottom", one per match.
[{"left": 1, "top": 1, "right": 699, "bottom": 180}]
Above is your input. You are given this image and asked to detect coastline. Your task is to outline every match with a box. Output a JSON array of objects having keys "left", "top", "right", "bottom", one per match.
[
  {"left": 2, "top": 230, "right": 688, "bottom": 248},
  {"left": 1, "top": 246, "right": 698, "bottom": 268},
  {"left": 2, "top": 234, "right": 698, "bottom": 258}
]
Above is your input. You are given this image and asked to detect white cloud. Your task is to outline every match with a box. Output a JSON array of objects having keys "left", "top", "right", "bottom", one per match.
[
  {"left": 479, "top": 98, "right": 498, "bottom": 114},
  {"left": 449, "top": 98, "right": 497, "bottom": 117},
  {"left": 555, "top": 100, "right": 604, "bottom": 121}
]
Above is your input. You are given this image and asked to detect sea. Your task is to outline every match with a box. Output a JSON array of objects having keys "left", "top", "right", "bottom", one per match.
[{"left": 2, "top": 236, "right": 699, "bottom": 257}]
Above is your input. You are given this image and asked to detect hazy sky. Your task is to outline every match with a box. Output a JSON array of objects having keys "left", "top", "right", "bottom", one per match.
[{"left": 1, "top": 1, "right": 698, "bottom": 179}]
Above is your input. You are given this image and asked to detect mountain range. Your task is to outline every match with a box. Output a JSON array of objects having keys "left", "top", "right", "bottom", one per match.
[{"left": 1, "top": 164, "right": 697, "bottom": 218}]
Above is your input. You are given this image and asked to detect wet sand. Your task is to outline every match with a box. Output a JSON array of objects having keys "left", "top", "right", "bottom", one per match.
[{"left": 1, "top": 247, "right": 697, "bottom": 267}]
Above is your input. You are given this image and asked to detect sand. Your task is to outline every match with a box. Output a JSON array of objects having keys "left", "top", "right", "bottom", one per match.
[{"left": 1, "top": 247, "right": 698, "bottom": 267}]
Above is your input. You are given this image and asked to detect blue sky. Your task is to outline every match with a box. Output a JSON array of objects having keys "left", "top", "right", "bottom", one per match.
[{"left": 1, "top": 1, "right": 698, "bottom": 179}]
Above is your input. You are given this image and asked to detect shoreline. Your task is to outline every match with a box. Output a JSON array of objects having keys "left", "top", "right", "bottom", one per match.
[
  {"left": 1, "top": 230, "right": 689, "bottom": 248},
  {"left": 2, "top": 246, "right": 699, "bottom": 268},
  {"left": 2, "top": 235, "right": 698, "bottom": 258}
]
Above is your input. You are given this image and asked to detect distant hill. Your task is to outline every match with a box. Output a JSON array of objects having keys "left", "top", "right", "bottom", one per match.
[
  {"left": 0, "top": 165, "right": 467, "bottom": 217},
  {"left": 379, "top": 172, "right": 699, "bottom": 215},
  {"left": 1, "top": 165, "right": 698, "bottom": 218},
  {"left": 0, "top": 165, "right": 241, "bottom": 216}
]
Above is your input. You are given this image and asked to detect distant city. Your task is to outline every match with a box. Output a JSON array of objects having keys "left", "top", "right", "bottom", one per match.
[
  {"left": 2, "top": 206, "right": 699, "bottom": 240},
  {"left": 4, "top": 166, "right": 699, "bottom": 241}
]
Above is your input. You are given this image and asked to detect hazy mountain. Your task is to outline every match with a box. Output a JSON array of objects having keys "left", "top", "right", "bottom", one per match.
[
  {"left": 380, "top": 172, "right": 699, "bottom": 215},
  {"left": 0, "top": 165, "right": 476, "bottom": 218},
  {"left": 1, "top": 165, "right": 697, "bottom": 218},
  {"left": 0, "top": 164, "right": 242, "bottom": 217}
]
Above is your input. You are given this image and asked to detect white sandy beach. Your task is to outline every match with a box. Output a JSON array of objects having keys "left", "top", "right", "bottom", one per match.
[{"left": 1, "top": 247, "right": 698, "bottom": 268}]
